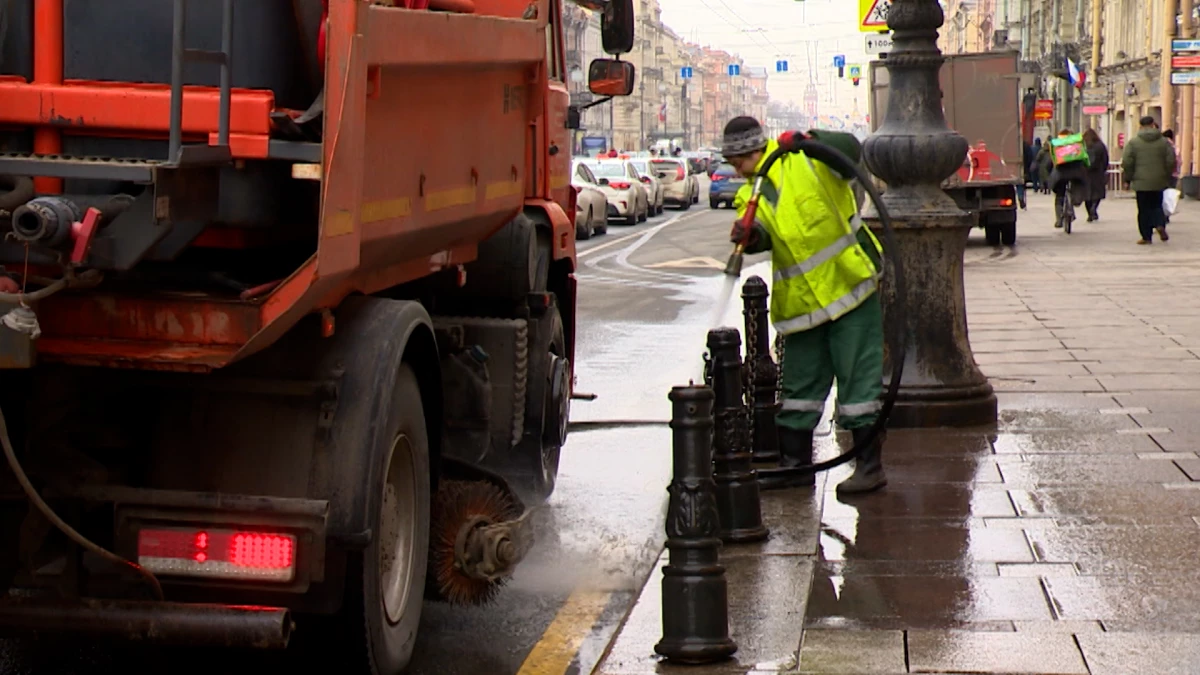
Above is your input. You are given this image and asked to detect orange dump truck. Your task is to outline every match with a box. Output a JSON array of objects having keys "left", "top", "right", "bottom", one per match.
[{"left": 0, "top": 0, "right": 636, "bottom": 670}]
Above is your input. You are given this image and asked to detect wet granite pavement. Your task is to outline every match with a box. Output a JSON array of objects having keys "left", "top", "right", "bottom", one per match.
[{"left": 594, "top": 193, "right": 1200, "bottom": 674}]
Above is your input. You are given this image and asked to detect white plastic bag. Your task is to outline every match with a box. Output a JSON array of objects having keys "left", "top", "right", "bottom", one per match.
[{"left": 1164, "top": 188, "right": 1183, "bottom": 216}]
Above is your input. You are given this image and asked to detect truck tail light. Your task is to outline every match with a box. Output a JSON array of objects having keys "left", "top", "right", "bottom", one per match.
[{"left": 138, "top": 527, "right": 297, "bottom": 583}]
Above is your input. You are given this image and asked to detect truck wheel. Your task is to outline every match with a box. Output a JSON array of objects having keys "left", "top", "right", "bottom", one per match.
[
  {"left": 511, "top": 305, "right": 567, "bottom": 504},
  {"left": 337, "top": 364, "right": 431, "bottom": 675},
  {"left": 1000, "top": 222, "right": 1016, "bottom": 246},
  {"left": 984, "top": 224, "right": 1001, "bottom": 246}
]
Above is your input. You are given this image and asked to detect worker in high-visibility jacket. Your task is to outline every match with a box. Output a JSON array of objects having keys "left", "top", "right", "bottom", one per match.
[{"left": 724, "top": 116, "right": 887, "bottom": 495}]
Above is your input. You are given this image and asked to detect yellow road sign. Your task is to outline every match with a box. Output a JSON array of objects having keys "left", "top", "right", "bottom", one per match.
[{"left": 859, "top": 0, "right": 890, "bottom": 32}]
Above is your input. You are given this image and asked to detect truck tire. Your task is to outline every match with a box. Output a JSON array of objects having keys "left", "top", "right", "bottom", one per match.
[
  {"left": 510, "top": 304, "right": 567, "bottom": 504},
  {"left": 1000, "top": 222, "right": 1016, "bottom": 246},
  {"left": 984, "top": 223, "right": 1001, "bottom": 247},
  {"left": 336, "top": 363, "right": 432, "bottom": 675}
]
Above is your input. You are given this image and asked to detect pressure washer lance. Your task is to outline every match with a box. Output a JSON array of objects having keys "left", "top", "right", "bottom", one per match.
[{"left": 721, "top": 132, "right": 908, "bottom": 490}]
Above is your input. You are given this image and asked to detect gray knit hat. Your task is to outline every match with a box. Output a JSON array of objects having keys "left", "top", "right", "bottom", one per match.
[{"left": 722, "top": 116, "right": 767, "bottom": 157}]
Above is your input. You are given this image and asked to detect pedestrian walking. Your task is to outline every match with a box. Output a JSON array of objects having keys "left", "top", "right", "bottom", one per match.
[
  {"left": 1083, "top": 128, "right": 1109, "bottom": 222},
  {"left": 723, "top": 115, "right": 887, "bottom": 495},
  {"left": 1121, "top": 115, "right": 1176, "bottom": 245},
  {"left": 1028, "top": 138, "right": 1042, "bottom": 192},
  {"left": 1163, "top": 129, "right": 1182, "bottom": 225},
  {"left": 1036, "top": 141, "right": 1054, "bottom": 194}
]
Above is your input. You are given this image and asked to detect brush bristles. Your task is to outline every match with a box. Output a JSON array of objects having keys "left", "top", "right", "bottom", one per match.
[{"left": 426, "top": 479, "right": 522, "bottom": 606}]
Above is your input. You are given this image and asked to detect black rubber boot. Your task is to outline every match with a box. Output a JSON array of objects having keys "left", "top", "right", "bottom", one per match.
[
  {"left": 775, "top": 427, "right": 815, "bottom": 487},
  {"left": 836, "top": 428, "right": 887, "bottom": 496}
]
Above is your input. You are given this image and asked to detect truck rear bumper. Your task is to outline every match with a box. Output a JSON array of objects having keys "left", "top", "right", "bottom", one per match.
[{"left": 0, "top": 596, "right": 293, "bottom": 649}]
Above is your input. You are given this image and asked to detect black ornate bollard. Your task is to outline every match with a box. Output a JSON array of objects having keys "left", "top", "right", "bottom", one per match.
[
  {"left": 741, "top": 276, "right": 781, "bottom": 464},
  {"left": 706, "top": 328, "right": 769, "bottom": 544},
  {"left": 655, "top": 384, "right": 738, "bottom": 664}
]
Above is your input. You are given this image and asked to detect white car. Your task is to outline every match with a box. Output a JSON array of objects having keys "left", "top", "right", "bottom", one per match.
[
  {"left": 581, "top": 159, "right": 649, "bottom": 225},
  {"left": 647, "top": 157, "right": 699, "bottom": 209},
  {"left": 571, "top": 161, "right": 609, "bottom": 240},
  {"left": 628, "top": 159, "right": 665, "bottom": 216}
]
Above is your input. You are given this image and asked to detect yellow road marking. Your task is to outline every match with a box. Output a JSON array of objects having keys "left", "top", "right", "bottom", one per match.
[
  {"left": 645, "top": 256, "right": 726, "bottom": 270},
  {"left": 515, "top": 590, "right": 612, "bottom": 675}
]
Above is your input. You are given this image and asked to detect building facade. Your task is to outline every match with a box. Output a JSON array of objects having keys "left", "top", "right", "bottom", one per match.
[{"left": 563, "top": 0, "right": 768, "bottom": 152}]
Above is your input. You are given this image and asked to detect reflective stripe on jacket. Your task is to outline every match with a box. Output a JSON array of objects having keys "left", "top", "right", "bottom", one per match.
[{"left": 734, "top": 138, "right": 883, "bottom": 334}]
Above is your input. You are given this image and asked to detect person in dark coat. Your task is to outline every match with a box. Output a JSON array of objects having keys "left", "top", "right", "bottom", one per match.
[
  {"left": 1028, "top": 138, "right": 1042, "bottom": 191},
  {"left": 1083, "top": 128, "right": 1109, "bottom": 221},
  {"left": 1036, "top": 141, "right": 1054, "bottom": 193}
]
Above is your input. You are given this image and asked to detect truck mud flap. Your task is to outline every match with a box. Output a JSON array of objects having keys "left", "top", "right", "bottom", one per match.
[{"left": 0, "top": 597, "right": 293, "bottom": 649}]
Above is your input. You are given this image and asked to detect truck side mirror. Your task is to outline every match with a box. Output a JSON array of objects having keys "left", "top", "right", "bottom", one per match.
[
  {"left": 566, "top": 106, "right": 581, "bottom": 130},
  {"left": 601, "top": 0, "right": 634, "bottom": 55},
  {"left": 588, "top": 59, "right": 635, "bottom": 97}
]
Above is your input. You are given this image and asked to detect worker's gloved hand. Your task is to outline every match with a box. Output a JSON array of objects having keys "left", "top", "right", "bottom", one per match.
[
  {"left": 730, "top": 219, "right": 750, "bottom": 245},
  {"left": 777, "top": 130, "right": 810, "bottom": 153}
]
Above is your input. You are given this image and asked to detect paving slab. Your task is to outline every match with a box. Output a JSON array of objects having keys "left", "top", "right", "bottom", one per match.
[
  {"left": 1026, "top": 525, "right": 1200, "bottom": 575},
  {"left": 905, "top": 630, "right": 1088, "bottom": 674},
  {"left": 796, "top": 630, "right": 906, "bottom": 674},
  {"left": 595, "top": 555, "right": 813, "bottom": 675},
  {"left": 1075, "top": 632, "right": 1200, "bottom": 675},
  {"left": 1042, "top": 576, "right": 1200, "bottom": 630},
  {"left": 991, "top": 432, "right": 1160, "bottom": 454},
  {"left": 996, "top": 455, "right": 1191, "bottom": 484}
]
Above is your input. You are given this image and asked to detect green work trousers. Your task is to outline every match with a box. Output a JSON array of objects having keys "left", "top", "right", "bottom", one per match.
[{"left": 777, "top": 292, "right": 884, "bottom": 431}]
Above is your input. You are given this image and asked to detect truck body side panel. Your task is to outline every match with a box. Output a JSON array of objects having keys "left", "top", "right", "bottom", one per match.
[{"left": 868, "top": 50, "right": 1022, "bottom": 185}]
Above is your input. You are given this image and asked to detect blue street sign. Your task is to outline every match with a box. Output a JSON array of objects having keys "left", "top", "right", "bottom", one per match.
[
  {"left": 833, "top": 54, "right": 846, "bottom": 68},
  {"left": 681, "top": 66, "right": 693, "bottom": 79},
  {"left": 776, "top": 60, "right": 789, "bottom": 72},
  {"left": 727, "top": 64, "right": 741, "bottom": 76}
]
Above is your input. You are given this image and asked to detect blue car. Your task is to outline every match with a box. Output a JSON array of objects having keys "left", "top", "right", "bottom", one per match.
[{"left": 708, "top": 163, "right": 746, "bottom": 209}]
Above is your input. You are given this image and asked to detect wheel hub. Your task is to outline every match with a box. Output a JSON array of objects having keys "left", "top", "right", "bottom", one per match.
[
  {"left": 545, "top": 355, "right": 570, "bottom": 448},
  {"left": 380, "top": 434, "right": 418, "bottom": 625}
]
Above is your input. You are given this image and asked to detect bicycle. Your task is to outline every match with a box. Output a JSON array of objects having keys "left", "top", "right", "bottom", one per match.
[{"left": 1057, "top": 188, "right": 1074, "bottom": 234}]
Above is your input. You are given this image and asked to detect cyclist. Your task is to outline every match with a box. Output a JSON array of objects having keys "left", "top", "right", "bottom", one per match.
[{"left": 1048, "top": 128, "right": 1090, "bottom": 229}]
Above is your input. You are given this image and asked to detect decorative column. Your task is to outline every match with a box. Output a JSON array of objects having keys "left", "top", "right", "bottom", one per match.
[
  {"left": 654, "top": 384, "right": 737, "bottom": 665},
  {"left": 861, "top": 0, "right": 997, "bottom": 428}
]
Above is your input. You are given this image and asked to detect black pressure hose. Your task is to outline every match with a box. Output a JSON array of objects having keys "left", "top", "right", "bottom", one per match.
[{"left": 752, "top": 137, "right": 906, "bottom": 489}]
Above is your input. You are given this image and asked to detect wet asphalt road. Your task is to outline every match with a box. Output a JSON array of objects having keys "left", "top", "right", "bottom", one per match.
[{"left": 0, "top": 183, "right": 761, "bottom": 675}]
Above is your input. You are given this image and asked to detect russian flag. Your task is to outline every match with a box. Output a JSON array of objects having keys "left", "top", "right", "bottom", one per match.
[{"left": 1066, "top": 58, "right": 1085, "bottom": 89}]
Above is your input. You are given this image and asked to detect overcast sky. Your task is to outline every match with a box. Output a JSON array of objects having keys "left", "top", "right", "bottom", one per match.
[{"left": 658, "top": 0, "right": 878, "bottom": 116}]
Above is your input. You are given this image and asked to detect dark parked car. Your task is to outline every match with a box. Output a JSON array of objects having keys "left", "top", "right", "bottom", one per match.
[{"left": 708, "top": 163, "right": 745, "bottom": 209}]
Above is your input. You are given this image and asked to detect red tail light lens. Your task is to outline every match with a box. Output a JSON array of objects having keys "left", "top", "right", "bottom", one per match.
[
  {"left": 138, "top": 527, "right": 297, "bottom": 582},
  {"left": 676, "top": 165, "right": 685, "bottom": 180},
  {"left": 609, "top": 181, "right": 631, "bottom": 189},
  {"left": 999, "top": 198, "right": 1014, "bottom": 206},
  {"left": 713, "top": 175, "right": 727, "bottom": 182},
  {"left": 639, "top": 176, "right": 651, "bottom": 184}
]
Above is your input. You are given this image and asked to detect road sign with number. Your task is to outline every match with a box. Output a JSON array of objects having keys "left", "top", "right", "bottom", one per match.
[
  {"left": 859, "top": 0, "right": 890, "bottom": 32},
  {"left": 864, "top": 32, "right": 893, "bottom": 54},
  {"left": 727, "top": 64, "right": 741, "bottom": 76}
]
